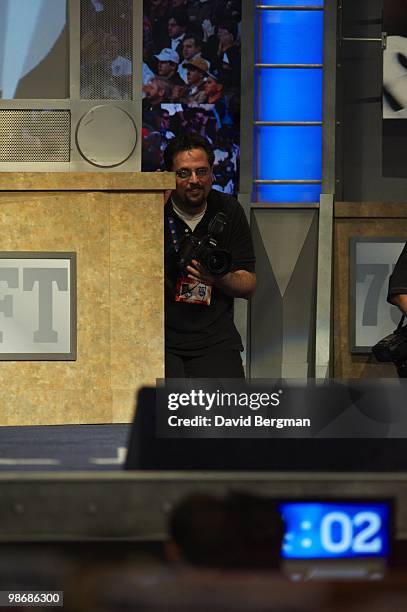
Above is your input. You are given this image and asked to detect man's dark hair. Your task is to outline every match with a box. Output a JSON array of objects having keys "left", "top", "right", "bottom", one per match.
[
  {"left": 218, "top": 21, "right": 238, "bottom": 40},
  {"left": 169, "top": 9, "right": 188, "bottom": 28},
  {"left": 168, "top": 491, "right": 285, "bottom": 569},
  {"left": 168, "top": 493, "right": 226, "bottom": 566},
  {"left": 183, "top": 33, "right": 203, "bottom": 49},
  {"left": 222, "top": 492, "right": 285, "bottom": 569},
  {"left": 164, "top": 134, "right": 215, "bottom": 170}
]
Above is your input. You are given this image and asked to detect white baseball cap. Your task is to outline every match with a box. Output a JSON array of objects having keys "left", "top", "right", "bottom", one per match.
[{"left": 154, "top": 48, "right": 180, "bottom": 64}]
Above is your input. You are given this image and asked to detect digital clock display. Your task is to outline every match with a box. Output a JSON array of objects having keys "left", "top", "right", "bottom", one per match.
[{"left": 278, "top": 502, "right": 391, "bottom": 560}]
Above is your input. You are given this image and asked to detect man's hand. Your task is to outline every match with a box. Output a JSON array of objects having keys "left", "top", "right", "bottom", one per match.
[
  {"left": 391, "top": 293, "right": 407, "bottom": 314},
  {"left": 186, "top": 259, "right": 256, "bottom": 299}
]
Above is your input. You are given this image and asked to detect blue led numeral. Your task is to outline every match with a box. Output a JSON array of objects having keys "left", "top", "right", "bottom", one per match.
[
  {"left": 353, "top": 512, "right": 382, "bottom": 554},
  {"left": 279, "top": 502, "right": 389, "bottom": 559},
  {"left": 320, "top": 512, "right": 353, "bottom": 554},
  {"left": 320, "top": 511, "right": 382, "bottom": 555}
]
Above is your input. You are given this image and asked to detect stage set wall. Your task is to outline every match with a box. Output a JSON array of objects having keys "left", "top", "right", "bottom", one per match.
[
  {"left": 0, "top": 172, "right": 173, "bottom": 425},
  {"left": 251, "top": 0, "right": 407, "bottom": 380},
  {"left": 1, "top": 0, "right": 406, "bottom": 419},
  {"left": 333, "top": 0, "right": 407, "bottom": 378}
]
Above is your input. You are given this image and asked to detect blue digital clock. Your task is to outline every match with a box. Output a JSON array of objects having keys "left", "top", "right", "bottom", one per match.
[{"left": 278, "top": 501, "right": 391, "bottom": 560}]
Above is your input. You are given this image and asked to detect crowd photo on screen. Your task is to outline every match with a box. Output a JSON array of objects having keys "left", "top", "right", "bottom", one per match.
[
  {"left": 142, "top": 0, "right": 242, "bottom": 194},
  {"left": 80, "top": 0, "right": 133, "bottom": 100}
]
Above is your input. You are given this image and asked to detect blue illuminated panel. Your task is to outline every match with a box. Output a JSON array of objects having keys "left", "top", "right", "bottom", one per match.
[
  {"left": 257, "top": 126, "right": 322, "bottom": 180},
  {"left": 260, "top": 1, "right": 324, "bottom": 6},
  {"left": 258, "top": 10, "right": 323, "bottom": 65},
  {"left": 257, "top": 68, "right": 323, "bottom": 122},
  {"left": 279, "top": 502, "right": 391, "bottom": 560},
  {"left": 256, "top": 184, "right": 321, "bottom": 203}
]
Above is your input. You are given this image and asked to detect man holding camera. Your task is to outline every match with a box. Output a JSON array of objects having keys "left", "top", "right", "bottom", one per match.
[
  {"left": 378, "top": 246, "right": 407, "bottom": 376},
  {"left": 163, "top": 134, "right": 256, "bottom": 378},
  {"left": 388, "top": 243, "right": 407, "bottom": 314}
]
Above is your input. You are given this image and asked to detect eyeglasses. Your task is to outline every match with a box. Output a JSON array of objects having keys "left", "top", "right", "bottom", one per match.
[{"left": 175, "top": 167, "right": 210, "bottom": 179}]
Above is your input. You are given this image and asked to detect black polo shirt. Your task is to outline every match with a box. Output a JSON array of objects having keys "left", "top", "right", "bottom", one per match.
[
  {"left": 164, "top": 189, "right": 255, "bottom": 356},
  {"left": 388, "top": 242, "right": 407, "bottom": 302}
]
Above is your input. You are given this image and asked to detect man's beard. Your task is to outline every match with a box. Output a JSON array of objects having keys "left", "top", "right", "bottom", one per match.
[{"left": 184, "top": 186, "right": 205, "bottom": 207}]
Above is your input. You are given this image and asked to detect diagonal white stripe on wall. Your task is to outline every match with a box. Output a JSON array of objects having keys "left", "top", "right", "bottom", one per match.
[{"left": 255, "top": 210, "right": 315, "bottom": 298}]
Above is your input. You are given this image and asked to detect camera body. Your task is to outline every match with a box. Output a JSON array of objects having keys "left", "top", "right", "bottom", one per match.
[
  {"left": 177, "top": 212, "right": 232, "bottom": 277},
  {"left": 372, "top": 324, "right": 407, "bottom": 363}
]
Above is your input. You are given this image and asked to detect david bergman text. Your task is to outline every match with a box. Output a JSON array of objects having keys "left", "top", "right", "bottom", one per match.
[{"left": 168, "top": 415, "right": 312, "bottom": 428}]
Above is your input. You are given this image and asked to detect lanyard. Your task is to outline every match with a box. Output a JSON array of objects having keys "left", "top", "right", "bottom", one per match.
[{"left": 167, "top": 215, "right": 180, "bottom": 253}]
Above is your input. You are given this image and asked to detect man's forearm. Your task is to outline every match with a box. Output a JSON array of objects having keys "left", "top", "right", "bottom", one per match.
[
  {"left": 215, "top": 270, "right": 256, "bottom": 299},
  {"left": 391, "top": 294, "right": 407, "bottom": 313},
  {"left": 186, "top": 261, "right": 256, "bottom": 298}
]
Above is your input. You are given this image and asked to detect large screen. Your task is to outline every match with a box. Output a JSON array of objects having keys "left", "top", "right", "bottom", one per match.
[
  {"left": 279, "top": 501, "right": 391, "bottom": 560},
  {"left": 0, "top": 0, "right": 67, "bottom": 99}
]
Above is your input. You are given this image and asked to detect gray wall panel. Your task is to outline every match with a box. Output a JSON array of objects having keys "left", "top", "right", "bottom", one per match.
[
  {"left": 250, "top": 209, "right": 318, "bottom": 379},
  {"left": 338, "top": 0, "right": 407, "bottom": 200}
]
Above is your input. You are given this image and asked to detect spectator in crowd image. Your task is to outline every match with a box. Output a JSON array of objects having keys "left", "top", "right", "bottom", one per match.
[
  {"left": 214, "top": 0, "right": 242, "bottom": 24},
  {"left": 108, "top": 34, "right": 132, "bottom": 77},
  {"left": 154, "top": 108, "right": 176, "bottom": 157},
  {"left": 143, "top": 61, "right": 155, "bottom": 85},
  {"left": 185, "top": 108, "right": 217, "bottom": 142},
  {"left": 215, "top": 128, "right": 239, "bottom": 165},
  {"left": 203, "top": 73, "right": 224, "bottom": 105},
  {"left": 168, "top": 9, "right": 189, "bottom": 56},
  {"left": 90, "top": 0, "right": 104, "bottom": 11},
  {"left": 178, "top": 34, "right": 205, "bottom": 82},
  {"left": 157, "top": 108, "right": 176, "bottom": 137},
  {"left": 81, "top": 32, "right": 125, "bottom": 99},
  {"left": 212, "top": 127, "right": 239, "bottom": 193},
  {"left": 187, "top": 0, "right": 216, "bottom": 28},
  {"left": 184, "top": 57, "right": 209, "bottom": 104},
  {"left": 142, "top": 108, "right": 176, "bottom": 169},
  {"left": 166, "top": 492, "right": 284, "bottom": 569},
  {"left": 142, "top": 131, "right": 162, "bottom": 170},
  {"left": 143, "top": 15, "right": 155, "bottom": 66},
  {"left": 170, "top": 81, "right": 188, "bottom": 102},
  {"left": 147, "top": 0, "right": 171, "bottom": 53},
  {"left": 85, "top": 0, "right": 132, "bottom": 44},
  {"left": 215, "top": 21, "right": 241, "bottom": 89},
  {"left": 213, "top": 160, "right": 236, "bottom": 194},
  {"left": 226, "top": 92, "right": 241, "bottom": 126},
  {"left": 142, "top": 0, "right": 242, "bottom": 193},
  {"left": 154, "top": 48, "right": 184, "bottom": 86},
  {"left": 143, "top": 77, "right": 172, "bottom": 128},
  {"left": 203, "top": 72, "right": 227, "bottom": 122}
]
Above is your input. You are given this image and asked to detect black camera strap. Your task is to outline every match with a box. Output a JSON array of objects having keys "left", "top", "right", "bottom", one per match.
[{"left": 397, "top": 313, "right": 406, "bottom": 330}]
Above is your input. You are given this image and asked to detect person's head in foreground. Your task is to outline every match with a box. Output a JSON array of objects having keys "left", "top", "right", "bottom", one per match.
[{"left": 166, "top": 492, "right": 285, "bottom": 570}]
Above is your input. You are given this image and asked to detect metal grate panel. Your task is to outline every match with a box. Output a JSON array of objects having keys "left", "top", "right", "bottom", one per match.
[
  {"left": 80, "top": 0, "right": 133, "bottom": 100},
  {"left": 0, "top": 110, "right": 70, "bottom": 162}
]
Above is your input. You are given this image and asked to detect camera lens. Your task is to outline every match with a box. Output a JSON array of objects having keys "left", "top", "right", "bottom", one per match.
[{"left": 205, "top": 249, "right": 232, "bottom": 276}]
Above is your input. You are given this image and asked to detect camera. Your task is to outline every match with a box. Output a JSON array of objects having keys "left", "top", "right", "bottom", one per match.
[
  {"left": 372, "top": 315, "right": 407, "bottom": 376},
  {"left": 178, "top": 212, "right": 232, "bottom": 276},
  {"left": 372, "top": 326, "right": 407, "bottom": 363}
]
